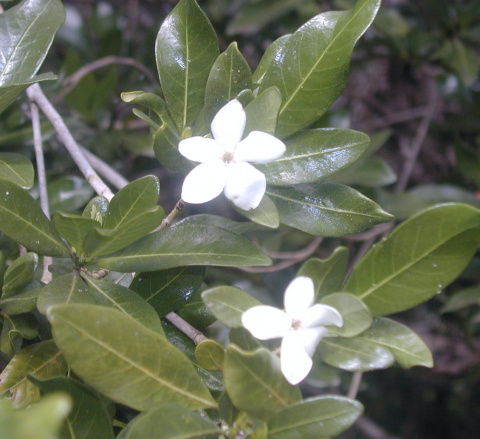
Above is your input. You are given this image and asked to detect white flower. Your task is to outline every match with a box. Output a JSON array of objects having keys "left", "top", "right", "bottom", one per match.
[
  {"left": 178, "top": 100, "right": 286, "bottom": 211},
  {"left": 241, "top": 276, "right": 343, "bottom": 385}
]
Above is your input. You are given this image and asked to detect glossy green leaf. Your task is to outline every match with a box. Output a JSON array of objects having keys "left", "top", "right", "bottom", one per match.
[
  {"left": 0, "top": 393, "right": 71, "bottom": 439},
  {"left": 47, "top": 176, "right": 95, "bottom": 214},
  {"left": 297, "top": 247, "right": 349, "bottom": 300},
  {"left": 130, "top": 266, "right": 205, "bottom": 317},
  {"left": 321, "top": 293, "right": 372, "bottom": 337},
  {"left": 47, "top": 304, "right": 217, "bottom": 411},
  {"left": 0, "top": 179, "right": 70, "bottom": 257},
  {"left": 29, "top": 376, "right": 114, "bottom": 439},
  {"left": 176, "top": 283, "right": 216, "bottom": 329},
  {"left": 81, "top": 276, "right": 164, "bottom": 336},
  {"left": 318, "top": 337, "right": 394, "bottom": 372},
  {"left": 0, "top": 285, "right": 42, "bottom": 315},
  {"left": 233, "top": 195, "right": 280, "bottom": 228},
  {"left": 252, "top": 35, "right": 291, "bottom": 85},
  {"left": 0, "top": 340, "right": 67, "bottom": 409},
  {"left": 224, "top": 345, "right": 301, "bottom": 421},
  {"left": 442, "top": 286, "right": 480, "bottom": 313},
  {"left": 204, "top": 42, "right": 252, "bottom": 123},
  {"left": 267, "top": 182, "right": 393, "bottom": 237},
  {"left": 1, "top": 313, "right": 39, "bottom": 357},
  {"left": 195, "top": 340, "right": 225, "bottom": 370},
  {"left": 2, "top": 252, "right": 38, "bottom": 299},
  {"left": 176, "top": 214, "right": 257, "bottom": 234},
  {"left": 357, "top": 318, "right": 433, "bottom": 368},
  {"left": 334, "top": 156, "right": 397, "bottom": 187},
  {"left": 82, "top": 196, "right": 109, "bottom": 225},
  {"left": 53, "top": 212, "right": 98, "bottom": 256},
  {"left": 0, "top": 153, "right": 34, "bottom": 190},
  {"left": 267, "top": 395, "right": 363, "bottom": 439},
  {"left": 156, "top": 0, "right": 219, "bottom": 131},
  {"left": 259, "top": 0, "right": 381, "bottom": 138},
  {"left": 117, "top": 403, "right": 221, "bottom": 439},
  {"left": 257, "top": 129, "right": 369, "bottom": 186},
  {"left": 202, "top": 286, "right": 261, "bottom": 328},
  {"left": 343, "top": 203, "right": 480, "bottom": 315},
  {"left": 95, "top": 223, "right": 271, "bottom": 272},
  {"left": 243, "top": 87, "right": 282, "bottom": 137}
]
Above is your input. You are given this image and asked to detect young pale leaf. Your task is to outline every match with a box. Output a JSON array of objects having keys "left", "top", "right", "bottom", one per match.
[
  {"left": 318, "top": 337, "right": 394, "bottom": 372},
  {"left": 53, "top": 212, "right": 99, "bottom": 255},
  {"left": 233, "top": 195, "right": 280, "bottom": 229},
  {"left": 28, "top": 376, "right": 114, "bottom": 439},
  {"left": 47, "top": 304, "right": 217, "bottom": 411},
  {"left": 195, "top": 340, "right": 225, "bottom": 370},
  {"left": 297, "top": 247, "right": 349, "bottom": 300},
  {"left": 0, "top": 180, "right": 71, "bottom": 258},
  {"left": 267, "top": 182, "right": 393, "bottom": 236},
  {"left": 224, "top": 345, "right": 302, "bottom": 421},
  {"left": 0, "top": 340, "right": 67, "bottom": 409},
  {"left": 343, "top": 203, "right": 480, "bottom": 315},
  {"left": 204, "top": 42, "right": 252, "bottom": 123},
  {"left": 95, "top": 224, "right": 271, "bottom": 272},
  {"left": 156, "top": 0, "right": 219, "bottom": 131},
  {"left": 244, "top": 87, "right": 282, "bottom": 136},
  {"left": 321, "top": 293, "right": 373, "bottom": 338},
  {"left": 2, "top": 253, "right": 38, "bottom": 299},
  {"left": 357, "top": 318, "right": 433, "bottom": 368},
  {"left": 130, "top": 266, "right": 205, "bottom": 317},
  {"left": 257, "top": 129, "right": 369, "bottom": 186},
  {"left": 252, "top": 35, "right": 291, "bottom": 85},
  {"left": 0, "top": 153, "right": 34, "bottom": 190},
  {"left": 267, "top": 395, "right": 363, "bottom": 439},
  {"left": 202, "top": 286, "right": 261, "bottom": 328},
  {"left": 117, "top": 403, "right": 221, "bottom": 439},
  {"left": 259, "top": 0, "right": 381, "bottom": 138}
]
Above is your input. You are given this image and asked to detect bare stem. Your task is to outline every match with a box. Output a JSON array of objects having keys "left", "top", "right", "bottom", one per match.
[
  {"left": 347, "top": 371, "right": 363, "bottom": 399},
  {"left": 27, "top": 83, "right": 114, "bottom": 201},
  {"left": 80, "top": 147, "right": 129, "bottom": 190},
  {"left": 154, "top": 199, "right": 186, "bottom": 232},
  {"left": 165, "top": 312, "right": 208, "bottom": 345}
]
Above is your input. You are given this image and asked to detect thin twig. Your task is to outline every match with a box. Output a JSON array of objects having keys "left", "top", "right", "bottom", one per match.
[
  {"left": 27, "top": 90, "right": 52, "bottom": 283},
  {"left": 347, "top": 371, "right": 363, "bottom": 399},
  {"left": 154, "top": 199, "right": 186, "bottom": 231},
  {"left": 53, "top": 56, "right": 156, "bottom": 103},
  {"left": 258, "top": 237, "right": 323, "bottom": 260},
  {"left": 365, "top": 105, "right": 430, "bottom": 130},
  {"left": 80, "top": 147, "right": 129, "bottom": 190},
  {"left": 355, "top": 416, "right": 405, "bottom": 439},
  {"left": 165, "top": 312, "right": 208, "bottom": 344},
  {"left": 27, "top": 83, "right": 115, "bottom": 201}
]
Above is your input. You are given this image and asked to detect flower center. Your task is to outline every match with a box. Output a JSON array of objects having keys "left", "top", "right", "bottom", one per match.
[
  {"left": 291, "top": 319, "right": 303, "bottom": 331},
  {"left": 221, "top": 151, "right": 235, "bottom": 164}
]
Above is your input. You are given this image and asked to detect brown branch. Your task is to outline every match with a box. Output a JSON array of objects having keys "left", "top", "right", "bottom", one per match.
[
  {"left": 165, "top": 312, "right": 208, "bottom": 345},
  {"left": 154, "top": 199, "right": 186, "bottom": 232},
  {"left": 258, "top": 237, "right": 323, "bottom": 260},
  {"left": 80, "top": 147, "right": 129, "bottom": 190}
]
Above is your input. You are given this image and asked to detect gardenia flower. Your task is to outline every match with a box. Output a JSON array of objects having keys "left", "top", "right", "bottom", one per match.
[
  {"left": 241, "top": 276, "right": 343, "bottom": 385},
  {"left": 178, "top": 99, "right": 286, "bottom": 211}
]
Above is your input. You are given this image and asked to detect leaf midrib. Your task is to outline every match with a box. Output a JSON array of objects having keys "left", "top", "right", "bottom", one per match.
[{"left": 0, "top": 158, "right": 29, "bottom": 186}]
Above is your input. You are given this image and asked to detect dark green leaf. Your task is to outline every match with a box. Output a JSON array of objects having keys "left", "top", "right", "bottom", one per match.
[
  {"left": 0, "top": 179, "right": 71, "bottom": 257},
  {"left": 0, "top": 285, "right": 41, "bottom": 315},
  {"left": 343, "top": 203, "right": 480, "bottom": 315},
  {"left": 0, "top": 153, "right": 34, "bottom": 190},
  {"left": 47, "top": 176, "right": 95, "bottom": 214},
  {"left": 252, "top": 35, "right": 291, "bottom": 85},
  {"left": 53, "top": 212, "right": 98, "bottom": 256},
  {"left": 267, "top": 182, "right": 393, "bottom": 236},
  {"left": 244, "top": 87, "right": 282, "bottom": 136},
  {"left": 176, "top": 214, "right": 257, "bottom": 234},
  {"left": 229, "top": 327, "right": 263, "bottom": 351},
  {"left": 1, "top": 313, "right": 39, "bottom": 356},
  {"left": 176, "top": 283, "right": 216, "bottom": 329},
  {"left": 2, "top": 253, "right": 38, "bottom": 299}
]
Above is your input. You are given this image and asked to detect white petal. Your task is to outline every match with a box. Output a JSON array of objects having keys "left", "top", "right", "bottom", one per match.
[
  {"left": 181, "top": 160, "right": 227, "bottom": 204},
  {"left": 241, "top": 306, "right": 291, "bottom": 340},
  {"left": 178, "top": 137, "right": 223, "bottom": 163},
  {"left": 224, "top": 162, "right": 266, "bottom": 210},
  {"left": 284, "top": 276, "right": 315, "bottom": 320},
  {"left": 302, "top": 304, "right": 344, "bottom": 329},
  {"left": 299, "top": 327, "right": 328, "bottom": 357},
  {"left": 234, "top": 131, "right": 286, "bottom": 164},
  {"left": 211, "top": 100, "right": 246, "bottom": 152},
  {"left": 281, "top": 331, "right": 313, "bottom": 385}
]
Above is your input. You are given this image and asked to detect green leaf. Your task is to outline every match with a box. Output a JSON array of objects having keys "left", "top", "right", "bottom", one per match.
[
  {"left": 204, "top": 42, "right": 252, "bottom": 124},
  {"left": 257, "top": 129, "right": 369, "bottom": 185},
  {"left": 195, "top": 340, "right": 225, "bottom": 370},
  {"left": 37, "top": 273, "right": 97, "bottom": 314},
  {"left": 244, "top": 87, "right": 282, "bottom": 136},
  {"left": 176, "top": 214, "right": 257, "bottom": 234},
  {"left": 53, "top": 212, "right": 98, "bottom": 256},
  {"left": 357, "top": 318, "right": 433, "bottom": 368},
  {"left": 334, "top": 156, "right": 397, "bottom": 187},
  {"left": 224, "top": 345, "right": 302, "bottom": 421},
  {"left": 47, "top": 304, "right": 217, "bottom": 411},
  {"left": 267, "top": 395, "right": 363, "bottom": 439},
  {"left": 267, "top": 182, "right": 393, "bottom": 237},
  {"left": 0, "top": 285, "right": 42, "bottom": 315},
  {"left": 130, "top": 266, "right": 205, "bottom": 317},
  {"left": 318, "top": 337, "right": 394, "bottom": 372},
  {"left": 0, "top": 393, "right": 71, "bottom": 439},
  {"left": 202, "top": 286, "right": 261, "bottom": 328},
  {"left": 343, "top": 203, "right": 480, "bottom": 315},
  {"left": 156, "top": 0, "right": 219, "bottom": 131},
  {"left": 0, "top": 340, "right": 67, "bottom": 409},
  {"left": 0, "top": 313, "right": 38, "bottom": 356},
  {"left": 229, "top": 327, "right": 263, "bottom": 351},
  {"left": 47, "top": 176, "right": 95, "bottom": 214},
  {"left": 2, "top": 252, "right": 38, "bottom": 299},
  {"left": 0, "top": 180, "right": 71, "bottom": 257},
  {"left": 297, "top": 247, "right": 349, "bottom": 300},
  {"left": 117, "top": 403, "right": 221, "bottom": 439},
  {"left": 252, "top": 35, "right": 291, "bottom": 85},
  {"left": 233, "top": 195, "right": 280, "bottom": 229},
  {"left": 441, "top": 286, "right": 480, "bottom": 313},
  {"left": 0, "top": 0, "right": 64, "bottom": 114},
  {"left": 259, "top": 0, "right": 381, "bottom": 138},
  {"left": 175, "top": 283, "right": 216, "bottom": 329},
  {"left": 82, "top": 196, "right": 109, "bottom": 225},
  {"left": 95, "top": 223, "right": 271, "bottom": 272},
  {"left": 0, "top": 153, "right": 34, "bottom": 190},
  {"left": 81, "top": 276, "right": 165, "bottom": 336},
  {"left": 0, "top": 251, "right": 5, "bottom": 290},
  {"left": 28, "top": 376, "right": 114, "bottom": 439}
]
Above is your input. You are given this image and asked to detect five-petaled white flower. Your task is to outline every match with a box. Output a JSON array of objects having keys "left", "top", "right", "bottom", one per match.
[
  {"left": 241, "top": 276, "right": 343, "bottom": 385},
  {"left": 178, "top": 99, "right": 286, "bottom": 211}
]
